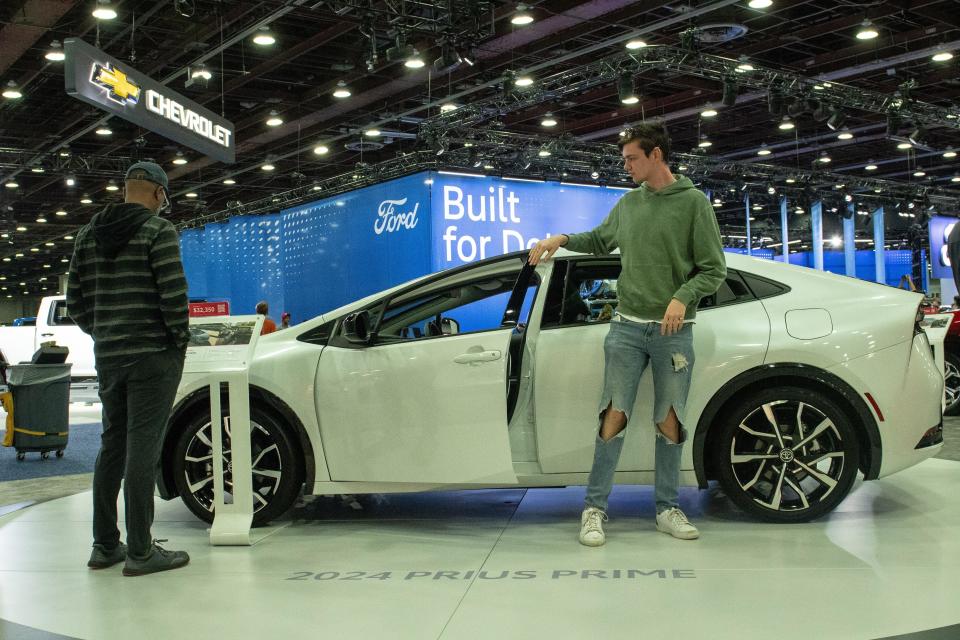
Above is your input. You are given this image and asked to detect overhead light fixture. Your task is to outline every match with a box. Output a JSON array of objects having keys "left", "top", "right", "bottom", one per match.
[
  {"left": 785, "top": 177, "right": 796, "bottom": 183},
  {"left": 313, "top": 184, "right": 323, "bottom": 191},
  {"left": 92, "top": 0, "right": 117, "bottom": 20},
  {"left": 105, "top": 180, "right": 119, "bottom": 192},
  {"left": 778, "top": 116, "right": 795, "bottom": 130},
  {"left": 767, "top": 86, "right": 784, "bottom": 116},
  {"left": 942, "top": 148, "right": 956, "bottom": 158},
  {"left": 625, "top": 38, "right": 647, "bottom": 50},
  {"left": 818, "top": 151, "right": 831, "bottom": 163},
  {"left": 932, "top": 50, "right": 954, "bottom": 62},
  {"left": 767, "top": 184, "right": 776, "bottom": 195},
  {"left": 826, "top": 107, "right": 847, "bottom": 131},
  {"left": 2, "top": 81, "right": 22, "bottom": 99},
  {"left": 830, "top": 236, "right": 842, "bottom": 248},
  {"left": 432, "top": 44, "right": 463, "bottom": 73},
  {"left": 618, "top": 73, "right": 638, "bottom": 104},
  {"left": 95, "top": 126, "right": 112, "bottom": 136},
  {"left": 735, "top": 57, "right": 754, "bottom": 73},
  {"left": 404, "top": 51, "right": 426, "bottom": 69},
  {"left": 222, "top": 178, "right": 236, "bottom": 185},
  {"left": 36, "top": 217, "right": 48, "bottom": 223},
  {"left": 837, "top": 129, "right": 854, "bottom": 140},
  {"left": 80, "top": 196, "right": 93, "bottom": 204},
  {"left": 748, "top": 0, "right": 773, "bottom": 8},
  {"left": 864, "top": 163, "right": 878, "bottom": 171},
  {"left": 332, "top": 81, "right": 351, "bottom": 98},
  {"left": 172, "top": 151, "right": 188, "bottom": 165},
  {"left": 266, "top": 110, "right": 283, "bottom": 127},
  {"left": 364, "top": 128, "right": 381, "bottom": 137},
  {"left": 186, "top": 192, "right": 198, "bottom": 198},
  {"left": 908, "top": 126, "right": 928, "bottom": 146},
  {"left": 856, "top": 19, "right": 879, "bottom": 40},
  {"left": 913, "top": 170, "right": 926, "bottom": 177},
  {"left": 253, "top": 26, "right": 276, "bottom": 46},
  {"left": 511, "top": 3, "right": 534, "bottom": 25},
  {"left": 45, "top": 40, "right": 65, "bottom": 62},
  {"left": 261, "top": 163, "right": 275, "bottom": 171},
  {"left": 189, "top": 64, "right": 212, "bottom": 83},
  {"left": 440, "top": 101, "right": 458, "bottom": 113},
  {"left": 897, "top": 142, "right": 912, "bottom": 150},
  {"left": 55, "top": 209, "right": 67, "bottom": 216},
  {"left": 30, "top": 165, "right": 45, "bottom": 173},
  {"left": 786, "top": 95, "right": 806, "bottom": 118},
  {"left": 538, "top": 147, "right": 552, "bottom": 158},
  {"left": 313, "top": 144, "right": 329, "bottom": 155},
  {"left": 757, "top": 144, "right": 772, "bottom": 156},
  {"left": 541, "top": 113, "right": 557, "bottom": 127},
  {"left": 698, "top": 137, "right": 713, "bottom": 148},
  {"left": 514, "top": 75, "right": 534, "bottom": 87},
  {"left": 721, "top": 76, "right": 738, "bottom": 107},
  {"left": 4, "top": 181, "right": 17, "bottom": 189},
  {"left": 65, "top": 175, "right": 76, "bottom": 187},
  {"left": 952, "top": 175, "right": 960, "bottom": 183},
  {"left": 701, "top": 107, "right": 718, "bottom": 118}
]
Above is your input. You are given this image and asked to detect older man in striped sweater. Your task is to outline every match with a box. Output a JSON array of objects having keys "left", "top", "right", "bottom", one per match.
[{"left": 67, "top": 161, "right": 191, "bottom": 577}]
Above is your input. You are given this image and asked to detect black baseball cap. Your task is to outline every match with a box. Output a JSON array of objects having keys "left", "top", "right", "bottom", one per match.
[{"left": 124, "top": 161, "right": 169, "bottom": 191}]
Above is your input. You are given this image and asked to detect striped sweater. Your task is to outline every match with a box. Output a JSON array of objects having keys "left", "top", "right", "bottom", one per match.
[{"left": 67, "top": 203, "right": 189, "bottom": 363}]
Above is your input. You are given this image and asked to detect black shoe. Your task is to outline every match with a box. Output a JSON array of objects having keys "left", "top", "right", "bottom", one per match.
[
  {"left": 122, "top": 540, "right": 190, "bottom": 577},
  {"left": 87, "top": 542, "right": 127, "bottom": 569}
]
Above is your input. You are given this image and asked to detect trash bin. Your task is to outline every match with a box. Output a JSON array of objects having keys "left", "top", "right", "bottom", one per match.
[{"left": 6, "top": 363, "right": 72, "bottom": 461}]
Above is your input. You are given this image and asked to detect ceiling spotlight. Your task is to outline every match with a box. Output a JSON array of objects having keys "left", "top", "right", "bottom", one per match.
[
  {"left": 837, "top": 129, "right": 854, "bottom": 140},
  {"left": 404, "top": 51, "right": 426, "bottom": 69},
  {"left": 190, "top": 63, "right": 212, "bottom": 82},
  {"left": 514, "top": 75, "right": 534, "bottom": 87},
  {"left": 767, "top": 184, "right": 776, "bottom": 195},
  {"left": 625, "top": 38, "right": 647, "bottom": 50},
  {"left": 332, "top": 81, "right": 351, "bottom": 98},
  {"left": 701, "top": 107, "right": 718, "bottom": 118},
  {"left": 364, "top": 128, "right": 381, "bottom": 137},
  {"left": 864, "top": 163, "right": 878, "bottom": 171},
  {"left": 266, "top": 110, "right": 283, "bottom": 127},
  {"left": 222, "top": 178, "right": 236, "bottom": 185},
  {"left": 511, "top": 3, "right": 534, "bottom": 25},
  {"left": 45, "top": 40, "right": 65, "bottom": 62},
  {"left": 908, "top": 126, "right": 928, "bottom": 146},
  {"left": 432, "top": 44, "right": 463, "bottom": 73},
  {"left": 172, "top": 151, "right": 188, "bottom": 165},
  {"left": 591, "top": 170, "right": 600, "bottom": 179},
  {"left": 618, "top": 73, "right": 638, "bottom": 104},
  {"left": 313, "top": 144, "right": 329, "bottom": 155},
  {"left": 721, "top": 76, "right": 738, "bottom": 107},
  {"left": 811, "top": 101, "right": 830, "bottom": 122},
  {"left": 2, "top": 80, "right": 23, "bottom": 99},
  {"left": 440, "top": 101, "right": 458, "bottom": 113},
  {"left": 95, "top": 126, "right": 112, "bottom": 135},
  {"left": 826, "top": 107, "right": 847, "bottom": 131},
  {"left": 932, "top": 50, "right": 954, "bottom": 62},
  {"left": 886, "top": 110, "right": 902, "bottom": 136},
  {"left": 748, "top": 0, "right": 773, "bottom": 7},
  {"left": 253, "top": 26, "right": 276, "bottom": 46},
  {"left": 830, "top": 235, "right": 842, "bottom": 248},
  {"left": 856, "top": 19, "right": 879, "bottom": 40},
  {"left": 818, "top": 151, "right": 831, "bottom": 163},
  {"left": 786, "top": 95, "right": 806, "bottom": 118},
  {"left": 757, "top": 144, "right": 772, "bottom": 156},
  {"left": 897, "top": 142, "right": 912, "bottom": 150},
  {"left": 778, "top": 116, "right": 795, "bottom": 130},
  {"left": 541, "top": 113, "right": 557, "bottom": 127},
  {"left": 261, "top": 163, "right": 275, "bottom": 171},
  {"left": 105, "top": 180, "right": 119, "bottom": 192},
  {"left": 92, "top": 0, "right": 117, "bottom": 20}
]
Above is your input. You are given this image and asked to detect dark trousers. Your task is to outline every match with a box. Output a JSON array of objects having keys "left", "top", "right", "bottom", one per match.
[{"left": 93, "top": 348, "right": 185, "bottom": 557}]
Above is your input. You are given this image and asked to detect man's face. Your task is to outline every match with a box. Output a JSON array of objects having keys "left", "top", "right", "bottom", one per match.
[{"left": 621, "top": 140, "right": 659, "bottom": 184}]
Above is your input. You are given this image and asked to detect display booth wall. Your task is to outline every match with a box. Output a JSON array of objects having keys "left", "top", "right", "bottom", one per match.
[{"left": 179, "top": 171, "right": 923, "bottom": 325}]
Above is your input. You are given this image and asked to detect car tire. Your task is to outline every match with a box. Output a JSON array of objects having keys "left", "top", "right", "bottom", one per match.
[
  {"left": 172, "top": 406, "right": 304, "bottom": 527},
  {"left": 944, "top": 351, "right": 960, "bottom": 416},
  {"left": 716, "top": 386, "right": 860, "bottom": 523}
]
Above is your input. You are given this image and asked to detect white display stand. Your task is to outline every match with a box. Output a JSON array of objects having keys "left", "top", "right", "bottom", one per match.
[
  {"left": 920, "top": 313, "right": 951, "bottom": 410},
  {"left": 183, "top": 314, "right": 277, "bottom": 546}
]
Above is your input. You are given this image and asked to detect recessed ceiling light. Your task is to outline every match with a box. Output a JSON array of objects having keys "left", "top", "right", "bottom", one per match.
[
  {"left": 253, "top": 26, "right": 276, "bottom": 46},
  {"left": 625, "top": 39, "right": 647, "bottom": 50}
]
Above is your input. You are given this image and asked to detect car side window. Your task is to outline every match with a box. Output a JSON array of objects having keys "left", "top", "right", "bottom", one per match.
[
  {"left": 541, "top": 261, "right": 622, "bottom": 328},
  {"left": 373, "top": 271, "right": 539, "bottom": 342},
  {"left": 50, "top": 301, "right": 75, "bottom": 326},
  {"left": 697, "top": 271, "right": 755, "bottom": 310}
]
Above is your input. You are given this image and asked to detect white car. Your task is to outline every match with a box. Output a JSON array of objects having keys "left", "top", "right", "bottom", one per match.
[{"left": 158, "top": 250, "right": 944, "bottom": 526}]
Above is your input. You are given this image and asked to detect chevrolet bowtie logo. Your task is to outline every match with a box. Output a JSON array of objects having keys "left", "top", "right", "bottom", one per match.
[{"left": 90, "top": 62, "right": 140, "bottom": 106}]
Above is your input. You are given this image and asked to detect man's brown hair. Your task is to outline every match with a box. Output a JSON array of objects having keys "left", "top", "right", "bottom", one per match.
[{"left": 617, "top": 122, "right": 671, "bottom": 163}]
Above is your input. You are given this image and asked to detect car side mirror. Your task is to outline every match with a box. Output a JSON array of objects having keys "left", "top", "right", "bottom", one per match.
[{"left": 343, "top": 310, "right": 373, "bottom": 345}]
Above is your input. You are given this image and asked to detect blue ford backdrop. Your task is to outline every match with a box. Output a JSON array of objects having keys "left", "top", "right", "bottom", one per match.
[{"left": 179, "top": 170, "right": 923, "bottom": 324}]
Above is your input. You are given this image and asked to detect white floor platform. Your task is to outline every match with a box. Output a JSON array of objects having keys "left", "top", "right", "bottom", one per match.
[{"left": 1, "top": 459, "right": 959, "bottom": 640}]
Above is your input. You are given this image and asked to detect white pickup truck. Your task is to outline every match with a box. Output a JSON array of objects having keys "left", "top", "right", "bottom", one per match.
[{"left": 0, "top": 295, "right": 98, "bottom": 402}]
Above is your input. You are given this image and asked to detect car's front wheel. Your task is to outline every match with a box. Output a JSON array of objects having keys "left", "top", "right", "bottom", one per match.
[
  {"left": 172, "top": 406, "right": 303, "bottom": 526},
  {"left": 717, "top": 387, "right": 859, "bottom": 523},
  {"left": 944, "top": 351, "right": 960, "bottom": 416}
]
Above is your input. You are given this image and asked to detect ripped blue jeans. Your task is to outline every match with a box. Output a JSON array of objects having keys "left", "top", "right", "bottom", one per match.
[{"left": 584, "top": 316, "right": 695, "bottom": 514}]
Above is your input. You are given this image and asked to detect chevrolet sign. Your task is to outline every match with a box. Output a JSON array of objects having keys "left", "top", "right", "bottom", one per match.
[{"left": 64, "top": 38, "right": 235, "bottom": 164}]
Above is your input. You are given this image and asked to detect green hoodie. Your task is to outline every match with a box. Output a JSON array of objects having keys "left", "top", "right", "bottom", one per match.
[{"left": 564, "top": 176, "right": 726, "bottom": 321}]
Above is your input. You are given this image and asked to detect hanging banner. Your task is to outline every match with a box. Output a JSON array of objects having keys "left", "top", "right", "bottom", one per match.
[{"left": 63, "top": 38, "right": 235, "bottom": 164}]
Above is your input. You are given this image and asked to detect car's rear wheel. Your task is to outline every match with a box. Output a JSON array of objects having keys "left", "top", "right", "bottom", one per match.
[
  {"left": 717, "top": 387, "right": 859, "bottom": 523},
  {"left": 172, "top": 406, "right": 303, "bottom": 526},
  {"left": 944, "top": 351, "right": 960, "bottom": 416}
]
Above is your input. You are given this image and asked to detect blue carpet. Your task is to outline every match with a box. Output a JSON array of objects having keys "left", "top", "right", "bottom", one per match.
[{"left": 0, "top": 423, "right": 101, "bottom": 481}]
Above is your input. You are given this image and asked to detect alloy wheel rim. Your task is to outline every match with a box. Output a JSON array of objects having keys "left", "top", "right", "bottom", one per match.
[
  {"left": 944, "top": 361, "right": 960, "bottom": 407},
  {"left": 730, "top": 400, "right": 845, "bottom": 512},
  {"left": 182, "top": 417, "right": 284, "bottom": 514}
]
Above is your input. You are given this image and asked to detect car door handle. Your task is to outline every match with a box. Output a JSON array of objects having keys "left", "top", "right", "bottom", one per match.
[
  {"left": 40, "top": 333, "right": 54, "bottom": 337},
  {"left": 454, "top": 350, "right": 502, "bottom": 364}
]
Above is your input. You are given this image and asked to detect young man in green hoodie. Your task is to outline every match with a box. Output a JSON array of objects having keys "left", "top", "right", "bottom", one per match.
[
  {"left": 68, "top": 161, "right": 191, "bottom": 576},
  {"left": 528, "top": 123, "right": 726, "bottom": 545}
]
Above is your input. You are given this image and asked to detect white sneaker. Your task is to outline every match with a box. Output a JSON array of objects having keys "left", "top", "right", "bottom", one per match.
[
  {"left": 579, "top": 507, "right": 608, "bottom": 546},
  {"left": 656, "top": 507, "right": 700, "bottom": 540}
]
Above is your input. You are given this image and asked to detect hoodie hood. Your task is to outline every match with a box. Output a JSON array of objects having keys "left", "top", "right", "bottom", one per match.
[
  {"left": 641, "top": 175, "right": 696, "bottom": 196},
  {"left": 91, "top": 203, "right": 155, "bottom": 258}
]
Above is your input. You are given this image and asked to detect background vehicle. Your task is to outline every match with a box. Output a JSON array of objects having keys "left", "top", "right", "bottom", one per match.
[{"left": 158, "top": 251, "right": 944, "bottom": 527}]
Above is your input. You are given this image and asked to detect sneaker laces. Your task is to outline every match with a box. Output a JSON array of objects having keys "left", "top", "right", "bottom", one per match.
[
  {"left": 665, "top": 508, "right": 690, "bottom": 527},
  {"left": 584, "top": 509, "right": 608, "bottom": 533}
]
